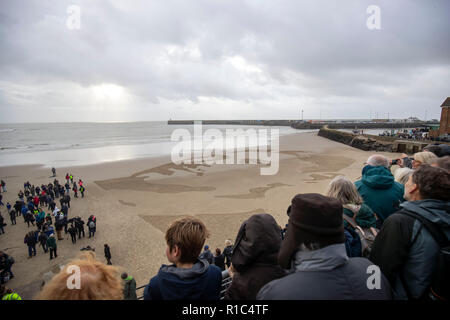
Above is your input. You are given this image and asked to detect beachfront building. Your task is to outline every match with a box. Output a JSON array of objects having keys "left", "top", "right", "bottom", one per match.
[{"left": 439, "top": 97, "right": 450, "bottom": 136}]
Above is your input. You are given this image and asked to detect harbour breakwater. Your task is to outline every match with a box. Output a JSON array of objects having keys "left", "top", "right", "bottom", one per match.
[{"left": 168, "top": 119, "right": 433, "bottom": 130}]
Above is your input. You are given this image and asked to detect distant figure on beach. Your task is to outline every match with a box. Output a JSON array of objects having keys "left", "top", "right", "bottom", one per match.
[
  {"left": 72, "top": 183, "right": 78, "bottom": 198},
  {"left": 68, "top": 224, "right": 78, "bottom": 244},
  {"left": 199, "top": 245, "right": 214, "bottom": 264},
  {"left": 24, "top": 230, "right": 38, "bottom": 258},
  {"left": 104, "top": 244, "right": 112, "bottom": 265},
  {"left": 0, "top": 180, "right": 6, "bottom": 193},
  {"left": 213, "top": 248, "right": 225, "bottom": 271},
  {"left": 9, "top": 210, "right": 16, "bottom": 225},
  {"left": 121, "top": 272, "right": 137, "bottom": 300},
  {"left": 38, "top": 231, "right": 48, "bottom": 253},
  {"left": 223, "top": 239, "right": 233, "bottom": 268},
  {"left": 75, "top": 217, "right": 85, "bottom": 238},
  {"left": 143, "top": 217, "right": 222, "bottom": 300},
  {"left": 70, "top": 174, "right": 74, "bottom": 183},
  {"left": 65, "top": 173, "right": 69, "bottom": 184},
  {"left": 78, "top": 179, "right": 83, "bottom": 187},
  {"left": 51, "top": 167, "right": 56, "bottom": 177},
  {"left": 88, "top": 219, "right": 96, "bottom": 238},
  {"left": 80, "top": 185, "right": 86, "bottom": 198},
  {"left": 47, "top": 233, "right": 57, "bottom": 260},
  {"left": 0, "top": 214, "right": 5, "bottom": 235},
  {"left": 0, "top": 194, "right": 3, "bottom": 207}
]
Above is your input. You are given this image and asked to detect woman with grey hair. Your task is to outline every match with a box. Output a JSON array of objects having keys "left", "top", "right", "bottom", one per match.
[
  {"left": 325, "top": 175, "right": 378, "bottom": 230},
  {"left": 393, "top": 167, "right": 414, "bottom": 185}
]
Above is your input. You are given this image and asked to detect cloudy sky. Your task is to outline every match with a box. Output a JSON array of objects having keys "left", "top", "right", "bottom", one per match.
[{"left": 0, "top": 0, "right": 449, "bottom": 123}]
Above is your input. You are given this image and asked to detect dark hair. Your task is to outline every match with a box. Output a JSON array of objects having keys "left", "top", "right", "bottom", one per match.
[
  {"left": 412, "top": 165, "right": 450, "bottom": 201},
  {"left": 121, "top": 272, "right": 128, "bottom": 279},
  {"left": 215, "top": 248, "right": 221, "bottom": 255}
]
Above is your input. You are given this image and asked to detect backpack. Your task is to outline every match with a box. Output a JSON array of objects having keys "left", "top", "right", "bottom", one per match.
[
  {"left": 401, "top": 210, "right": 450, "bottom": 301},
  {"left": 344, "top": 228, "right": 363, "bottom": 257},
  {"left": 342, "top": 206, "right": 379, "bottom": 258}
]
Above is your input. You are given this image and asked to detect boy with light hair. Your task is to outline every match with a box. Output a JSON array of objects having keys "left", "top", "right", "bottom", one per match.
[{"left": 143, "top": 216, "right": 222, "bottom": 300}]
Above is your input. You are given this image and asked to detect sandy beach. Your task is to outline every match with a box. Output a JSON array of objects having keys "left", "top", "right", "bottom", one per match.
[{"left": 0, "top": 132, "right": 403, "bottom": 299}]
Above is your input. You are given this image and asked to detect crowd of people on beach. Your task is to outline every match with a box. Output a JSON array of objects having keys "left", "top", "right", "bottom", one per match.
[{"left": 1, "top": 143, "right": 449, "bottom": 300}]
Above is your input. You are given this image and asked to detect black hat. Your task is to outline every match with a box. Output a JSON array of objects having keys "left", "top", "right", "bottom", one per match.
[{"left": 278, "top": 193, "right": 345, "bottom": 269}]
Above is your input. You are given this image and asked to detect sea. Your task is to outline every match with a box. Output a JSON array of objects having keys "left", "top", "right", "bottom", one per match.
[{"left": 0, "top": 122, "right": 319, "bottom": 168}]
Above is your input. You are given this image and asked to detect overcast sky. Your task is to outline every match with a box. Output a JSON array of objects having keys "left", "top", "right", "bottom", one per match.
[{"left": 1, "top": 0, "right": 449, "bottom": 123}]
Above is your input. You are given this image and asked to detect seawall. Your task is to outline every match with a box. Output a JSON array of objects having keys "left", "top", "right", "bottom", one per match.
[{"left": 317, "top": 126, "right": 434, "bottom": 154}]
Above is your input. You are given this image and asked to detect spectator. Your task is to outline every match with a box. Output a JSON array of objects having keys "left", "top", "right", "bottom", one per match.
[
  {"left": 68, "top": 224, "right": 78, "bottom": 244},
  {"left": 412, "top": 151, "right": 438, "bottom": 169},
  {"left": 325, "top": 175, "right": 378, "bottom": 257},
  {"left": 75, "top": 217, "right": 85, "bottom": 238},
  {"left": 0, "top": 214, "right": 4, "bottom": 235},
  {"left": 121, "top": 272, "right": 137, "bottom": 300},
  {"left": 423, "top": 144, "right": 450, "bottom": 158},
  {"left": 24, "top": 231, "right": 37, "bottom": 258},
  {"left": 199, "top": 245, "right": 214, "bottom": 264},
  {"left": 88, "top": 219, "right": 96, "bottom": 238},
  {"left": 9, "top": 209, "right": 16, "bottom": 225},
  {"left": 213, "top": 248, "right": 225, "bottom": 271},
  {"left": 38, "top": 231, "right": 48, "bottom": 253},
  {"left": 223, "top": 240, "right": 233, "bottom": 268},
  {"left": 1, "top": 286, "right": 21, "bottom": 300},
  {"left": 369, "top": 165, "right": 450, "bottom": 300},
  {"left": 47, "top": 233, "right": 57, "bottom": 260},
  {"left": 430, "top": 155, "right": 450, "bottom": 171},
  {"left": 225, "top": 214, "right": 287, "bottom": 300},
  {"left": 35, "top": 251, "right": 123, "bottom": 300},
  {"left": 104, "top": 244, "right": 112, "bottom": 265},
  {"left": 257, "top": 193, "right": 392, "bottom": 300},
  {"left": 326, "top": 175, "right": 378, "bottom": 229},
  {"left": 0, "top": 251, "right": 14, "bottom": 280},
  {"left": 393, "top": 167, "right": 414, "bottom": 186},
  {"left": 355, "top": 154, "right": 404, "bottom": 225},
  {"left": 143, "top": 217, "right": 222, "bottom": 300}
]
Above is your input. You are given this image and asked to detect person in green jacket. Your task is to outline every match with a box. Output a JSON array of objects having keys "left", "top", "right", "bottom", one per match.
[
  {"left": 354, "top": 155, "right": 404, "bottom": 225},
  {"left": 46, "top": 233, "right": 57, "bottom": 260},
  {"left": 121, "top": 272, "right": 137, "bottom": 300}
]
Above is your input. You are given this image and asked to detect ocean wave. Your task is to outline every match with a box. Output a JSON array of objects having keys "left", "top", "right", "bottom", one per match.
[{"left": 0, "top": 128, "right": 15, "bottom": 133}]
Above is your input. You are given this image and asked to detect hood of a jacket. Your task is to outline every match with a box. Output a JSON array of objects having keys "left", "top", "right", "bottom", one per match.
[
  {"left": 154, "top": 259, "right": 213, "bottom": 299},
  {"left": 361, "top": 165, "right": 395, "bottom": 190},
  {"left": 231, "top": 213, "right": 282, "bottom": 272},
  {"left": 293, "top": 243, "right": 348, "bottom": 272},
  {"left": 400, "top": 200, "right": 450, "bottom": 231}
]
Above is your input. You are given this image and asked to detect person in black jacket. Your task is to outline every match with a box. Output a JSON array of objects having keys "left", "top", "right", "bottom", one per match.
[
  {"left": 75, "top": 217, "right": 85, "bottom": 238},
  {"left": 199, "top": 245, "right": 214, "bottom": 264},
  {"left": 9, "top": 210, "right": 16, "bottom": 225},
  {"left": 38, "top": 231, "right": 48, "bottom": 253},
  {"left": 257, "top": 194, "right": 392, "bottom": 300},
  {"left": 213, "top": 248, "right": 225, "bottom": 271},
  {"left": 223, "top": 240, "right": 233, "bottom": 268},
  {"left": 225, "top": 214, "right": 287, "bottom": 300},
  {"left": 68, "top": 224, "right": 78, "bottom": 244},
  {"left": 104, "top": 244, "right": 112, "bottom": 265},
  {"left": 369, "top": 165, "right": 450, "bottom": 300},
  {"left": 24, "top": 231, "right": 37, "bottom": 258},
  {"left": 0, "top": 214, "right": 5, "bottom": 234}
]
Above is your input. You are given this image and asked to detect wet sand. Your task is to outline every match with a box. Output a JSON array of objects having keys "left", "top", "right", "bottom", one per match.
[{"left": 0, "top": 132, "right": 403, "bottom": 299}]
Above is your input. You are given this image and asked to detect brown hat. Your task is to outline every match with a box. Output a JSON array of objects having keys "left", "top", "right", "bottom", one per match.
[{"left": 278, "top": 193, "right": 345, "bottom": 269}]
